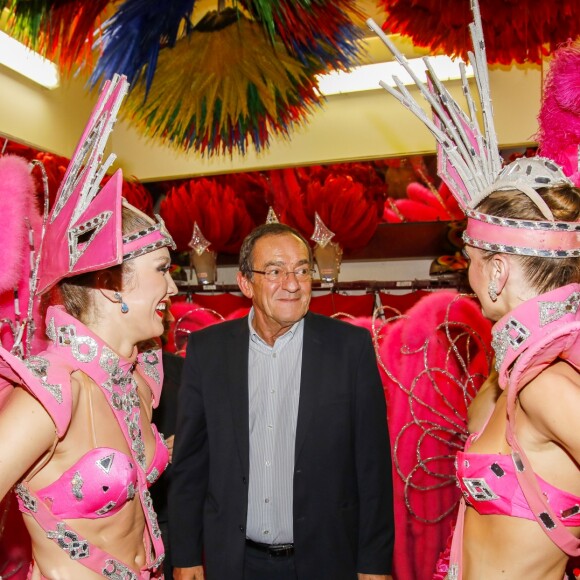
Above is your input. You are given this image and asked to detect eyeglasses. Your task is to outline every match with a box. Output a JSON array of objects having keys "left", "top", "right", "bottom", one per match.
[{"left": 250, "top": 267, "right": 315, "bottom": 282}]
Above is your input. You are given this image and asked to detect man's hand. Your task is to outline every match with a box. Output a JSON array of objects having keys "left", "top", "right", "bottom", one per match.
[
  {"left": 358, "top": 575, "right": 393, "bottom": 580},
  {"left": 173, "top": 565, "right": 205, "bottom": 579}
]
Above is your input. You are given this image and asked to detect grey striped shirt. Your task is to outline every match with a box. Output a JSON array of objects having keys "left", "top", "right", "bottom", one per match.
[{"left": 245, "top": 310, "right": 304, "bottom": 544}]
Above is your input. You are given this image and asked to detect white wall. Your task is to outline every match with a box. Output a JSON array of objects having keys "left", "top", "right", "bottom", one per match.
[{"left": 0, "top": 63, "right": 541, "bottom": 181}]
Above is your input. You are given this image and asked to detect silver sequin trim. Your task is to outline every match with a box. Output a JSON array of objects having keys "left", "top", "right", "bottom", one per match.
[
  {"left": 46, "top": 522, "right": 90, "bottom": 559},
  {"left": 24, "top": 356, "right": 63, "bottom": 404},
  {"left": 15, "top": 483, "right": 38, "bottom": 512},
  {"left": 97, "top": 453, "right": 115, "bottom": 474},
  {"left": 491, "top": 317, "right": 530, "bottom": 369},
  {"left": 68, "top": 211, "right": 112, "bottom": 270},
  {"left": 96, "top": 501, "right": 117, "bottom": 516},
  {"left": 146, "top": 468, "right": 160, "bottom": 485},
  {"left": 462, "top": 477, "right": 499, "bottom": 501},
  {"left": 463, "top": 232, "right": 580, "bottom": 259},
  {"left": 538, "top": 292, "right": 580, "bottom": 327},
  {"left": 71, "top": 471, "right": 84, "bottom": 500},
  {"left": 142, "top": 490, "right": 161, "bottom": 539},
  {"left": 102, "top": 558, "right": 138, "bottom": 580},
  {"left": 140, "top": 349, "right": 160, "bottom": 385},
  {"left": 46, "top": 317, "right": 56, "bottom": 341}
]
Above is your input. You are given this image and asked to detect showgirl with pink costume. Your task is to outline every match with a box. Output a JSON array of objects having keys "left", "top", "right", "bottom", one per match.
[
  {"left": 0, "top": 75, "right": 177, "bottom": 579},
  {"left": 369, "top": 0, "right": 580, "bottom": 578}
]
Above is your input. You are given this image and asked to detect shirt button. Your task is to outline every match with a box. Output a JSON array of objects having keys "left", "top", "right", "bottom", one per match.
[
  {"left": 267, "top": 424, "right": 273, "bottom": 429},
  {"left": 263, "top": 530, "right": 270, "bottom": 535},
  {"left": 272, "top": 353, "right": 277, "bottom": 358},
  {"left": 239, "top": 525, "right": 245, "bottom": 532},
  {"left": 265, "top": 498, "right": 270, "bottom": 503},
  {"left": 265, "top": 460, "right": 271, "bottom": 467},
  {"left": 270, "top": 389, "right": 275, "bottom": 394}
]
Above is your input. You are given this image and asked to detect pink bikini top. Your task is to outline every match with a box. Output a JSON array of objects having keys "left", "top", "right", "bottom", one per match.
[
  {"left": 457, "top": 433, "right": 580, "bottom": 526},
  {"left": 19, "top": 425, "right": 168, "bottom": 520}
]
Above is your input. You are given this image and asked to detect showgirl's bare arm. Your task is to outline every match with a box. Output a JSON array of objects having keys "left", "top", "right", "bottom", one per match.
[{"left": 0, "top": 386, "right": 56, "bottom": 500}]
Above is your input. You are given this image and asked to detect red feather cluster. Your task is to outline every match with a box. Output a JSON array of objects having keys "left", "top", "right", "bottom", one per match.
[
  {"left": 159, "top": 178, "right": 256, "bottom": 254},
  {"left": 268, "top": 166, "right": 379, "bottom": 250},
  {"left": 383, "top": 181, "right": 463, "bottom": 223},
  {"left": 378, "top": 0, "right": 579, "bottom": 65}
]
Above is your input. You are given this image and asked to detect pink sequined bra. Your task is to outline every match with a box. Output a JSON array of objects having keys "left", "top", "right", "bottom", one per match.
[
  {"left": 18, "top": 424, "right": 168, "bottom": 520},
  {"left": 457, "top": 438, "right": 580, "bottom": 526}
]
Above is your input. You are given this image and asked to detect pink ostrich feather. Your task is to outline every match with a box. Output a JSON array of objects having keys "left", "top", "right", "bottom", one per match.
[
  {"left": 537, "top": 41, "right": 580, "bottom": 185},
  {"left": 0, "top": 155, "right": 45, "bottom": 354},
  {"left": 0, "top": 155, "right": 36, "bottom": 293}
]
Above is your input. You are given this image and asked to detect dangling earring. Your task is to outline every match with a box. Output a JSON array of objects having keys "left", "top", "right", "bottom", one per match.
[
  {"left": 113, "top": 291, "right": 129, "bottom": 313},
  {"left": 488, "top": 280, "right": 498, "bottom": 302}
]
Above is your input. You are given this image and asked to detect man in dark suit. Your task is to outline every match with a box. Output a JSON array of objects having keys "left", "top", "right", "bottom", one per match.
[
  {"left": 151, "top": 350, "right": 184, "bottom": 580},
  {"left": 169, "top": 223, "right": 394, "bottom": 580}
]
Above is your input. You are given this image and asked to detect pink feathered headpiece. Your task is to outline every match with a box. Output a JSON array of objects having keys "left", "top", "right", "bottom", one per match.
[{"left": 36, "top": 74, "right": 175, "bottom": 296}]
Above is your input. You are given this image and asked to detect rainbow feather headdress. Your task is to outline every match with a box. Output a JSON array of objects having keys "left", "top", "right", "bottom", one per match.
[
  {"left": 36, "top": 74, "right": 175, "bottom": 296},
  {"left": 368, "top": 0, "right": 580, "bottom": 259}
]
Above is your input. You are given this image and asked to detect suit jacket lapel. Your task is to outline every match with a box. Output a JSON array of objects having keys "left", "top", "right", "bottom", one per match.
[
  {"left": 226, "top": 317, "right": 250, "bottom": 477},
  {"left": 295, "top": 313, "right": 324, "bottom": 463}
]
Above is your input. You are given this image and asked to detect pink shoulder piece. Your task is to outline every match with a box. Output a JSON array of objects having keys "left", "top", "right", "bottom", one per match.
[{"left": 0, "top": 347, "right": 72, "bottom": 437}]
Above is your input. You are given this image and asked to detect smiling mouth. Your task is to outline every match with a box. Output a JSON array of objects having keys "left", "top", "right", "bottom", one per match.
[{"left": 155, "top": 302, "right": 167, "bottom": 317}]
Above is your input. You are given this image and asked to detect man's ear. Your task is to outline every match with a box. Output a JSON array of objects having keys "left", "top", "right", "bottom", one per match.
[{"left": 237, "top": 271, "right": 254, "bottom": 300}]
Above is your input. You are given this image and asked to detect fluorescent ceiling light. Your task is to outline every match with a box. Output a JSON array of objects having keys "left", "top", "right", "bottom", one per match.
[
  {"left": 0, "top": 31, "right": 59, "bottom": 89},
  {"left": 317, "top": 56, "right": 473, "bottom": 96}
]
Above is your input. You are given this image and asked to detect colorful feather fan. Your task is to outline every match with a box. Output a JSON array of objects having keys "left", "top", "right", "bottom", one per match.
[
  {"left": 536, "top": 40, "right": 580, "bottom": 186},
  {"left": 159, "top": 177, "right": 256, "bottom": 253},
  {"left": 377, "top": 0, "right": 579, "bottom": 65},
  {"left": 239, "top": 0, "right": 365, "bottom": 73},
  {"left": 90, "top": 0, "right": 197, "bottom": 92},
  {"left": 123, "top": 9, "right": 321, "bottom": 155},
  {"left": 1, "top": 0, "right": 110, "bottom": 73}
]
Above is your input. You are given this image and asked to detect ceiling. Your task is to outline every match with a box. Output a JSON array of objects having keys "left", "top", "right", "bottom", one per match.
[{"left": 0, "top": 1, "right": 542, "bottom": 182}]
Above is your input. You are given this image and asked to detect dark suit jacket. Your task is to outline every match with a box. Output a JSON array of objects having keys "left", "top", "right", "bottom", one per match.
[{"left": 168, "top": 312, "right": 394, "bottom": 580}]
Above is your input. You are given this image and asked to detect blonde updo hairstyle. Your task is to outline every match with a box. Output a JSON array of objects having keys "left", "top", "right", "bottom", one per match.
[{"left": 476, "top": 184, "right": 580, "bottom": 293}]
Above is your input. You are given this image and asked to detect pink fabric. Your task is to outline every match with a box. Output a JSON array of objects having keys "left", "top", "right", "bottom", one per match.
[
  {"left": 465, "top": 216, "right": 580, "bottom": 252},
  {"left": 498, "top": 284, "right": 580, "bottom": 556},
  {"left": 25, "top": 426, "right": 167, "bottom": 520},
  {"left": 457, "top": 448, "right": 580, "bottom": 523},
  {"left": 377, "top": 291, "right": 492, "bottom": 580},
  {"left": 31, "top": 447, "right": 138, "bottom": 519}
]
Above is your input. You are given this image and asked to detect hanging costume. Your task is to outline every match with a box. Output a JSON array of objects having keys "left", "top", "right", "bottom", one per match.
[{"left": 367, "top": 0, "right": 580, "bottom": 577}]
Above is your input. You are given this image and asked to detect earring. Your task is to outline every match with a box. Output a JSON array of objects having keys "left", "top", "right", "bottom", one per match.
[
  {"left": 488, "top": 280, "right": 498, "bottom": 302},
  {"left": 113, "top": 292, "right": 129, "bottom": 314}
]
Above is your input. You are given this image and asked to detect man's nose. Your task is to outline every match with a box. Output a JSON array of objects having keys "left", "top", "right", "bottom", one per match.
[{"left": 281, "top": 271, "right": 300, "bottom": 290}]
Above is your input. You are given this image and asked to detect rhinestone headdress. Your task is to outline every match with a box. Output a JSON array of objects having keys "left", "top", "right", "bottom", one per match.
[
  {"left": 367, "top": 0, "right": 580, "bottom": 259},
  {"left": 36, "top": 74, "right": 175, "bottom": 295}
]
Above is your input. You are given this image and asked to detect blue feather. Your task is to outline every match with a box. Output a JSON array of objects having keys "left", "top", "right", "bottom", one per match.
[{"left": 90, "top": 0, "right": 196, "bottom": 94}]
